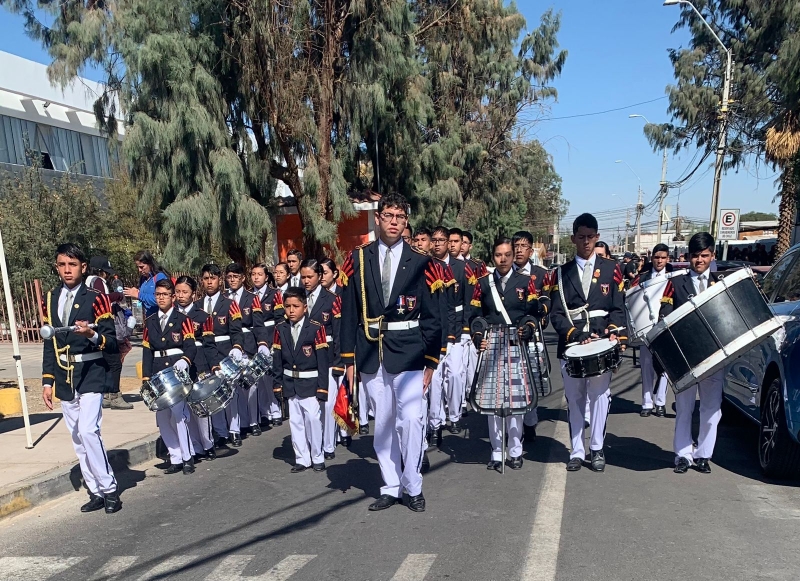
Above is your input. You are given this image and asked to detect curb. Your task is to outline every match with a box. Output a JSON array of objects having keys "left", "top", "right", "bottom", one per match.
[{"left": 0, "top": 432, "right": 160, "bottom": 520}]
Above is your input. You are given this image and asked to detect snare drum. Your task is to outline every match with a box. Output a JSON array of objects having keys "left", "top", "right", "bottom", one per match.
[
  {"left": 625, "top": 270, "right": 687, "bottom": 345},
  {"left": 237, "top": 351, "right": 272, "bottom": 389},
  {"left": 187, "top": 374, "right": 235, "bottom": 417},
  {"left": 140, "top": 367, "right": 192, "bottom": 411},
  {"left": 217, "top": 356, "right": 243, "bottom": 383},
  {"left": 646, "top": 267, "right": 783, "bottom": 393},
  {"left": 563, "top": 338, "right": 621, "bottom": 378}
]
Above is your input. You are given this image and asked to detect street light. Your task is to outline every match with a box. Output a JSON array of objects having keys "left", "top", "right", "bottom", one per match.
[
  {"left": 615, "top": 160, "right": 644, "bottom": 253},
  {"left": 664, "top": 0, "right": 733, "bottom": 238},
  {"left": 630, "top": 114, "right": 669, "bottom": 245}
]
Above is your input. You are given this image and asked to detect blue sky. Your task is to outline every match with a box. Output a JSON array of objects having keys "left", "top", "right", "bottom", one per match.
[{"left": 0, "top": 2, "right": 778, "bottom": 237}]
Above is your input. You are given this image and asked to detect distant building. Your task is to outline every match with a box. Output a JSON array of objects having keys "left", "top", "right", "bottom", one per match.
[
  {"left": 0, "top": 51, "right": 122, "bottom": 185},
  {"left": 738, "top": 220, "right": 778, "bottom": 240}
]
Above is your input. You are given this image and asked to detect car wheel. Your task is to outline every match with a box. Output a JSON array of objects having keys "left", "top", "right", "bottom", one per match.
[{"left": 759, "top": 377, "right": 800, "bottom": 479}]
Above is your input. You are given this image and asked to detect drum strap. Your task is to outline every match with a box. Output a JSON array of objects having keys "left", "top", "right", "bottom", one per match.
[
  {"left": 557, "top": 267, "right": 593, "bottom": 332},
  {"left": 487, "top": 276, "right": 512, "bottom": 325}
]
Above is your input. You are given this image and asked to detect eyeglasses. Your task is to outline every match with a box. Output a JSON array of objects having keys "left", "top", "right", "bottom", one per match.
[
  {"left": 431, "top": 238, "right": 448, "bottom": 243},
  {"left": 513, "top": 244, "right": 532, "bottom": 250},
  {"left": 155, "top": 292, "right": 173, "bottom": 298},
  {"left": 379, "top": 212, "right": 408, "bottom": 223}
]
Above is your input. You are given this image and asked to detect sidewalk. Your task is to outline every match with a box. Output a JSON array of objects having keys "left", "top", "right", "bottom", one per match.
[
  {"left": 0, "top": 342, "right": 143, "bottom": 381},
  {"left": 0, "top": 388, "right": 159, "bottom": 519}
]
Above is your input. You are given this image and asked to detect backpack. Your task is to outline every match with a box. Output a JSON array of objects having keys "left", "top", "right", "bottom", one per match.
[{"left": 114, "top": 304, "right": 135, "bottom": 341}]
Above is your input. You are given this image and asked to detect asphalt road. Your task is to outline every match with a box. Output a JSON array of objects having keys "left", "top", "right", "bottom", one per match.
[{"left": 2, "top": 348, "right": 800, "bottom": 581}]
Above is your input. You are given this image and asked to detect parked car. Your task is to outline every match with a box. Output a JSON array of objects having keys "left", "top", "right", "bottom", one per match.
[{"left": 723, "top": 243, "right": 800, "bottom": 478}]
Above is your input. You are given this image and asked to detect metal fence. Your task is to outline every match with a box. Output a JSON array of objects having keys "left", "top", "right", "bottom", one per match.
[{"left": 0, "top": 278, "right": 44, "bottom": 344}]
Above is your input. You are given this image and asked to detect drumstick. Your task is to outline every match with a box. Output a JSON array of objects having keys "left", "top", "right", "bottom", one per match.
[{"left": 564, "top": 327, "right": 626, "bottom": 348}]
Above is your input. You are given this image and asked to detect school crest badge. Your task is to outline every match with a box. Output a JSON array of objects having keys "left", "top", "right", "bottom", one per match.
[
  {"left": 217, "top": 316, "right": 227, "bottom": 325},
  {"left": 171, "top": 332, "right": 181, "bottom": 342},
  {"left": 601, "top": 283, "right": 610, "bottom": 296},
  {"left": 406, "top": 296, "right": 417, "bottom": 311},
  {"left": 322, "top": 311, "right": 330, "bottom": 322},
  {"left": 243, "top": 307, "right": 251, "bottom": 316},
  {"left": 302, "top": 345, "right": 313, "bottom": 357},
  {"left": 264, "top": 304, "right": 272, "bottom": 311},
  {"left": 516, "top": 288, "right": 525, "bottom": 301}
]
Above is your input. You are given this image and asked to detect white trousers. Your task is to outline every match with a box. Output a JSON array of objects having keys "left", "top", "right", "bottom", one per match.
[
  {"left": 211, "top": 389, "right": 240, "bottom": 437},
  {"left": 427, "top": 358, "right": 447, "bottom": 430},
  {"left": 357, "top": 376, "right": 372, "bottom": 425},
  {"left": 257, "top": 374, "right": 282, "bottom": 420},
  {"left": 561, "top": 361, "right": 612, "bottom": 459},
  {"left": 237, "top": 383, "right": 259, "bottom": 428},
  {"left": 61, "top": 392, "right": 117, "bottom": 496},
  {"left": 488, "top": 415, "right": 523, "bottom": 461},
  {"left": 322, "top": 372, "right": 345, "bottom": 453},
  {"left": 444, "top": 341, "right": 466, "bottom": 423},
  {"left": 188, "top": 412, "right": 214, "bottom": 452},
  {"left": 674, "top": 370, "right": 723, "bottom": 463},
  {"left": 523, "top": 342, "right": 545, "bottom": 426},
  {"left": 463, "top": 335, "right": 478, "bottom": 394},
  {"left": 640, "top": 345, "right": 668, "bottom": 409},
  {"left": 289, "top": 395, "right": 324, "bottom": 467},
  {"left": 362, "top": 366, "right": 425, "bottom": 497},
  {"left": 156, "top": 400, "right": 194, "bottom": 464}
]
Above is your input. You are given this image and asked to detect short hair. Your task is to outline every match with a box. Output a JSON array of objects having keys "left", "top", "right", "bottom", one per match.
[
  {"left": 416, "top": 226, "right": 432, "bottom": 238},
  {"left": 201, "top": 263, "right": 222, "bottom": 277},
  {"left": 319, "top": 257, "right": 339, "bottom": 278},
  {"left": 155, "top": 278, "right": 175, "bottom": 292},
  {"left": 492, "top": 237, "right": 513, "bottom": 253},
  {"left": 572, "top": 213, "right": 599, "bottom": 234},
  {"left": 174, "top": 275, "right": 197, "bottom": 292},
  {"left": 448, "top": 226, "right": 463, "bottom": 238},
  {"left": 462, "top": 231, "right": 473, "bottom": 243},
  {"left": 299, "top": 258, "right": 323, "bottom": 277},
  {"left": 403, "top": 224, "right": 414, "bottom": 237},
  {"left": 225, "top": 262, "right": 245, "bottom": 275},
  {"left": 432, "top": 226, "right": 449, "bottom": 238},
  {"left": 688, "top": 232, "right": 715, "bottom": 254},
  {"left": 378, "top": 193, "right": 410, "bottom": 214},
  {"left": 512, "top": 231, "right": 533, "bottom": 246},
  {"left": 283, "top": 286, "right": 307, "bottom": 304},
  {"left": 652, "top": 243, "right": 670, "bottom": 255},
  {"left": 287, "top": 249, "right": 303, "bottom": 261},
  {"left": 55, "top": 243, "right": 87, "bottom": 263}
]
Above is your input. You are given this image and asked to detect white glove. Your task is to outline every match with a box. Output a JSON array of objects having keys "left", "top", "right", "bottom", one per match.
[
  {"left": 258, "top": 345, "right": 270, "bottom": 356},
  {"left": 229, "top": 348, "right": 244, "bottom": 361},
  {"left": 173, "top": 359, "right": 189, "bottom": 373}
]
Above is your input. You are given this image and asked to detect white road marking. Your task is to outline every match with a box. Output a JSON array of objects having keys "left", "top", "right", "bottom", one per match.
[
  {"left": 738, "top": 484, "right": 800, "bottom": 519},
  {"left": 389, "top": 554, "right": 437, "bottom": 581},
  {"left": 0, "top": 557, "right": 86, "bottom": 580},
  {"left": 89, "top": 556, "right": 139, "bottom": 580},
  {"left": 520, "top": 400, "right": 570, "bottom": 581},
  {"left": 205, "top": 555, "right": 317, "bottom": 581},
  {"left": 135, "top": 556, "right": 197, "bottom": 581}
]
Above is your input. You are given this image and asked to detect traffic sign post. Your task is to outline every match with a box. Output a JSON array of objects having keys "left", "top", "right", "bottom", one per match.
[{"left": 718, "top": 209, "right": 739, "bottom": 260}]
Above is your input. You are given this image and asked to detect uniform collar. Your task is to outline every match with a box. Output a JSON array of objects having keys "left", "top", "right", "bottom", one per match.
[
  {"left": 575, "top": 253, "right": 596, "bottom": 271},
  {"left": 307, "top": 285, "right": 322, "bottom": 303},
  {"left": 158, "top": 306, "right": 174, "bottom": 321},
  {"left": 178, "top": 302, "right": 193, "bottom": 314},
  {"left": 378, "top": 237, "right": 404, "bottom": 256},
  {"left": 62, "top": 282, "right": 82, "bottom": 295},
  {"left": 292, "top": 316, "right": 305, "bottom": 329}
]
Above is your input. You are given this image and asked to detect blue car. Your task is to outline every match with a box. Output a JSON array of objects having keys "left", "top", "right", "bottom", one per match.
[{"left": 724, "top": 242, "right": 800, "bottom": 478}]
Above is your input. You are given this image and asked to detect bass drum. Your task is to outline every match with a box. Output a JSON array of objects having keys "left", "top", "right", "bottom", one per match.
[{"left": 625, "top": 269, "right": 687, "bottom": 345}]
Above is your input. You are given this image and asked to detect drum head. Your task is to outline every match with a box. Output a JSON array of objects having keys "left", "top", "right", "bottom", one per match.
[
  {"left": 564, "top": 338, "right": 618, "bottom": 358},
  {"left": 189, "top": 375, "right": 226, "bottom": 401}
]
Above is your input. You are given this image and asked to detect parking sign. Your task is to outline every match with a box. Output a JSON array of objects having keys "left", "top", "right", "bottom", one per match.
[{"left": 718, "top": 209, "right": 740, "bottom": 240}]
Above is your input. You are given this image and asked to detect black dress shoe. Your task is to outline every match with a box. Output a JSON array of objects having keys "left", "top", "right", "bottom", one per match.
[
  {"left": 205, "top": 447, "right": 216, "bottom": 460},
  {"left": 216, "top": 436, "right": 229, "bottom": 448},
  {"left": 584, "top": 420, "right": 590, "bottom": 430},
  {"left": 272, "top": 418, "right": 283, "bottom": 427},
  {"left": 640, "top": 408, "right": 652, "bottom": 418},
  {"left": 341, "top": 436, "right": 352, "bottom": 448},
  {"left": 487, "top": 460, "right": 502, "bottom": 471},
  {"left": 524, "top": 425, "right": 537, "bottom": 443},
  {"left": 312, "top": 462, "right": 326, "bottom": 472},
  {"left": 182, "top": 459, "right": 195, "bottom": 474},
  {"left": 566, "top": 458, "right": 583, "bottom": 472},
  {"left": 694, "top": 458, "right": 712, "bottom": 474},
  {"left": 507, "top": 455, "right": 523, "bottom": 470},
  {"left": 260, "top": 417, "right": 272, "bottom": 428},
  {"left": 369, "top": 494, "right": 400, "bottom": 511},
  {"left": 359, "top": 424, "right": 369, "bottom": 435},
  {"left": 104, "top": 493, "right": 121, "bottom": 514},
  {"left": 590, "top": 449, "right": 606, "bottom": 472},
  {"left": 435, "top": 426, "right": 443, "bottom": 447},
  {"left": 446, "top": 421, "right": 462, "bottom": 434},
  {"left": 251, "top": 425, "right": 262, "bottom": 436},
  {"left": 674, "top": 457, "right": 691, "bottom": 474},
  {"left": 80, "top": 495, "right": 105, "bottom": 513},
  {"left": 164, "top": 463, "right": 184, "bottom": 475},
  {"left": 324, "top": 451, "right": 336, "bottom": 460},
  {"left": 421, "top": 451, "right": 430, "bottom": 473},
  {"left": 291, "top": 464, "right": 309, "bottom": 473},
  {"left": 405, "top": 493, "right": 426, "bottom": 512},
  {"left": 193, "top": 453, "right": 205, "bottom": 464},
  {"left": 655, "top": 405, "right": 666, "bottom": 418},
  {"left": 231, "top": 433, "right": 242, "bottom": 447}
]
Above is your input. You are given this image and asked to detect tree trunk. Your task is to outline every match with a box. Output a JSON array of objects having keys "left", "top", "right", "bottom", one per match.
[{"left": 776, "top": 165, "right": 796, "bottom": 260}]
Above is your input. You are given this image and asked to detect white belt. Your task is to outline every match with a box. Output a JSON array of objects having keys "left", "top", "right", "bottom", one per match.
[
  {"left": 59, "top": 352, "right": 103, "bottom": 364},
  {"left": 454, "top": 305, "right": 464, "bottom": 312},
  {"left": 283, "top": 369, "right": 319, "bottom": 379},
  {"left": 367, "top": 320, "right": 420, "bottom": 331},
  {"left": 242, "top": 328, "right": 252, "bottom": 333},
  {"left": 326, "top": 335, "right": 333, "bottom": 343},
  {"left": 570, "top": 309, "right": 608, "bottom": 320},
  {"left": 195, "top": 341, "right": 203, "bottom": 347},
  {"left": 154, "top": 348, "right": 184, "bottom": 358},
  {"left": 214, "top": 335, "right": 231, "bottom": 343},
  {"left": 263, "top": 321, "right": 275, "bottom": 327}
]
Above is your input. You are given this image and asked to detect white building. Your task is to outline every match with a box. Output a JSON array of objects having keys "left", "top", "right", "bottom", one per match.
[{"left": 0, "top": 51, "right": 122, "bottom": 181}]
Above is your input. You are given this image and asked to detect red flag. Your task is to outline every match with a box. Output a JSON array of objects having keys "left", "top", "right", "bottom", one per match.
[{"left": 333, "top": 375, "right": 359, "bottom": 435}]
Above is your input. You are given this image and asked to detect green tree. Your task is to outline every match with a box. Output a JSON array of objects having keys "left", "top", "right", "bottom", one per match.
[{"left": 740, "top": 211, "right": 777, "bottom": 221}]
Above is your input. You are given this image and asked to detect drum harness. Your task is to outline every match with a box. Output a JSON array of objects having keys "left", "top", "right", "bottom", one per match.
[{"left": 556, "top": 266, "right": 608, "bottom": 334}]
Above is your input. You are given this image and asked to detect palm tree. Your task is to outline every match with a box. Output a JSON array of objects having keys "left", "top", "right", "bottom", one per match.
[{"left": 765, "top": 114, "right": 799, "bottom": 259}]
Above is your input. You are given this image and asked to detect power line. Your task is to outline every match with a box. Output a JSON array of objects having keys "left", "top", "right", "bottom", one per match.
[{"left": 539, "top": 96, "right": 668, "bottom": 122}]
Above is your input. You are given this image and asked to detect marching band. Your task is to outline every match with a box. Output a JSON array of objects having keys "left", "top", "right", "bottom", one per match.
[{"left": 42, "top": 199, "right": 783, "bottom": 515}]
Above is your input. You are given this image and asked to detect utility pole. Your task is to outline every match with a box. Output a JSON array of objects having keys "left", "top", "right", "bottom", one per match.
[
  {"left": 636, "top": 185, "right": 643, "bottom": 253},
  {"left": 625, "top": 208, "right": 630, "bottom": 252},
  {"left": 657, "top": 148, "right": 668, "bottom": 245}
]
